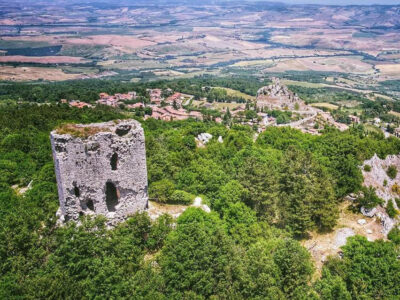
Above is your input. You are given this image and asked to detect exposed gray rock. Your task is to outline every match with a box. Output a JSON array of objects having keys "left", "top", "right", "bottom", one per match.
[
  {"left": 361, "top": 205, "right": 395, "bottom": 234},
  {"left": 50, "top": 119, "right": 148, "bottom": 226},
  {"left": 357, "top": 219, "right": 367, "bottom": 225},
  {"left": 376, "top": 210, "right": 396, "bottom": 234},
  {"left": 334, "top": 228, "right": 355, "bottom": 249},
  {"left": 197, "top": 133, "right": 213, "bottom": 144},
  {"left": 257, "top": 77, "right": 300, "bottom": 102},
  {"left": 362, "top": 153, "right": 400, "bottom": 204},
  {"left": 361, "top": 206, "right": 378, "bottom": 218}
]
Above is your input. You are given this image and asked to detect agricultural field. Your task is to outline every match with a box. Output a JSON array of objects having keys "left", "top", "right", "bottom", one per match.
[
  {"left": 310, "top": 103, "right": 339, "bottom": 110},
  {"left": 0, "top": 0, "right": 399, "bottom": 88},
  {"left": 213, "top": 87, "right": 256, "bottom": 101}
]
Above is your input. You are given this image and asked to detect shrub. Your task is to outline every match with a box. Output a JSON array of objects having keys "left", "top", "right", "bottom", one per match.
[
  {"left": 396, "top": 198, "right": 400, "bottom": 208},
  {"left": 363, "top": 165, "right": 372, "bottom": 172},
  {"left": 356, "top": 186, "right": 383, "bottom": 209},
  {"left": 392, "top": 183, "right": 400, "bottom": 195},
  {"left": 386, "top": 200, "right": 398, "bottom": 219},
  {"left": 387, "top": 165, "right": 398, "bottom": 179},
  {"left": 150, "top": 179, "right": 175, "bottom": 203},
  {"left": 169, "top": 190, "right": 195, "bottom": 205},
  {"left": 388, "top": 227, "right": 400, "bottom": 245},
  {"left": 384, "top": 179, "right": 388, "bottom": 187}
]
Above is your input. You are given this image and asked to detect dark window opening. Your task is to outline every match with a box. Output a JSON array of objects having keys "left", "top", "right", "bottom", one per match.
[
  {"left": 105, "top": 182, "right": 119, "bottom": 212},
  {"left": 87, "top": 199, "right": 94, "bottom": 211},
  {"left": 111, "top": 153, "right": 118, "bottom": 170},
  {"left": 74, "top": 186, "right": 80, "bottom": 197},
  {"left": 116, "top": 125, "right": 131, "bottom": 136}
]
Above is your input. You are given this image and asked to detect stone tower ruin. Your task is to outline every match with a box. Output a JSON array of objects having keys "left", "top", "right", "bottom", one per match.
[{"left": 50, "top": 119, "right": 148, "bottom": 225}]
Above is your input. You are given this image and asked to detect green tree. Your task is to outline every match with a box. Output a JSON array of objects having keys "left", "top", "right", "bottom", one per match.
[
  {"left": 149, "top": 179, "right": 175, "bottom": 203},
  {"left": 158, "top": 208, "right": 244, "bottom": 298},
  {"left": 279, "top": 147, "right": 338, "bottom": 235}
]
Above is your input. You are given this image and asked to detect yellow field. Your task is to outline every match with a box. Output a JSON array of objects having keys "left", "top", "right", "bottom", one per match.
[
  {"left": 191, "top": 100, "right": 244, "bottom": 111},
  {"left": 0, "top": 66, "right": 81, "bottom": 81},
  {"left": 389, "top": 111, "right": 400, "bottom": 118},
  {"left": 212, "top": 102, "right": 246, "bottom": 110},
  {"left": 311, "top": 102, "right": 339, "bottom": 110},
  {"left": 213, "top": 87, "right": 255, "bottom": 101},
  {"left": 283, "top": 80, "right": 326, "bottom": 88},
  {"left": 376, "top": 64, "right": 400, "bottom": 75},
  {"left": 231, "top": 59, "right": 274, "bottom": 67}
]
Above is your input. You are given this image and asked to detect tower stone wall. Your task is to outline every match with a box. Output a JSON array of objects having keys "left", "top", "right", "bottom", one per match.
[{"left": 50, "top": 119, "right": 148, "bottom": 225}]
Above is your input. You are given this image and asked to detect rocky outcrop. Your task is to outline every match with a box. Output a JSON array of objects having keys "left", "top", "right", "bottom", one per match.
[
  {"left": 362, "top": 153, "right": 400, "bottom": 205},
  {"left": 257, "top": 77, "right": 300, "bottom": 103},
  {"left": 361, "top": 153, "right": 400, "bottom": 234},
  {"left": 256, "top": 77, "right": 306, "bottom": 112},
  {"left": 51, "top": 119, "right": 148, "bottom": 226},
  {"left": 361, "top": 205, "right": 395, "bottom": 234}
]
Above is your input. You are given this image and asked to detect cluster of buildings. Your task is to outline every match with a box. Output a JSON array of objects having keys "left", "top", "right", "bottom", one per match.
[
  {"left": 96, "top": 91, "right": 137, "bottom": 107},
  {"left": 146, "top": 106, "right": 203, "bottom": 121},
  {"left": 61, "top": 88, "right": 206, "bottom": 122},
  {"left": 61, "top": 91, "right": 138, "bottom": 109},
  {"left": 61, "top": 99, "right": 93, "bottom": 109},
  {"left": 147, "top": 89, "right": 193, "bottom": 108}
]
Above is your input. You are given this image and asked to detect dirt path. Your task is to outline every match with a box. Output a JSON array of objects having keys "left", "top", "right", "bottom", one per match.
[{"left": 302, "top": 201, "right": 385, "bottom": 276}]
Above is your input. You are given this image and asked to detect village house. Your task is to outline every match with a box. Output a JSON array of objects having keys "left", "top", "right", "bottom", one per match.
[
  {"left": 96, "top": 96, "right": 119, "bottom": 107},
  {"left": 126, "top": 102, "right": 145, "bottom": 109},
  {"left": 349, "top": 115, "right": 361, "bottom": 124},
  {"left": 374, "top": 117, "right": 382, "bottom": 126},
  {"left": 96, "top": 91, "right": 137, "bottom": 107},
  {"left": 394, "top": 127, "right": 400, "bottom": 138},
  {"left": 146, "top": 106, "right": 203, "bottom": 121},
  {"left": 165, "top": 92, "right": 183, "bottom": 107},
  {"left": 69, "top": 100, "right": 93, "bottom": 109},
  {"left": 147, "top": 89, "right": 163, "bottom": 105}
]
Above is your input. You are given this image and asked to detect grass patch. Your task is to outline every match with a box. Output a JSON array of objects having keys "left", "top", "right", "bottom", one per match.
[
  {"left": 213, "top": 87, "right": 255, "bottom": 101},
  {"left": 56, "top": 123, "right": 110, "bottom": 138},
  {"left": 311, "top": 102, "right": 339, "bottom": 110}
]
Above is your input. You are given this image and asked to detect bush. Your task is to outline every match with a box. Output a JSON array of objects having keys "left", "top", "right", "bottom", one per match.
[
  {"left": 364, "top": 165, "right": 372, "bottom": 172},
  {"left": 386, "top": 200, "right": 398, "bottom": 219},
  {"left": 169, "top": 190, "right": 195, "bottom": 205},
  {"left": 392, "top": 183, "right": 400, "bottom": 196},
  {"left": 357, "top": 186, "right": 383, "bottom": 209},
  {"left": 384, "top": 179, "right": 388, "bottom": 187},
  {"left": 396, "top": 198, "right": 400, "bottom": 208},
  {"left": 387, "top": 165, "right": 398, "bottom": 179},
  {"left": 388, "top": 227, "right": 400, "bottom": 245},
  {"left": 150, "top": 179, "right": 175, "bottom": 203}
]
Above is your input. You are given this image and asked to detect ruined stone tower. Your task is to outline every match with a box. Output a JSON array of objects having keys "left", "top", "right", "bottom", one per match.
[{"left": 50, "top": 119, "right": 148, "bottom": 225}]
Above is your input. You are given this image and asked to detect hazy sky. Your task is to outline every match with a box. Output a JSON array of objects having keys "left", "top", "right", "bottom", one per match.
[{"left": 278, "top": 0, "right": 400, "bottom": 4}]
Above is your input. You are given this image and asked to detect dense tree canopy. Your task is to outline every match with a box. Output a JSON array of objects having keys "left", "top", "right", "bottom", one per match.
[{"left": 1, "top": 101, "right": 400, "bottom": 299}]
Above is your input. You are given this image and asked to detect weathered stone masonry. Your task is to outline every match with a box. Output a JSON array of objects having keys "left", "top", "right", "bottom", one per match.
[{"left": 50, "top": 120, "right": 148, "bottom": 225}]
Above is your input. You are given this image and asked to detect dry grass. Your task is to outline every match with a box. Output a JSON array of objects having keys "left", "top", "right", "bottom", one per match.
[
  {"left": 0, "top": 66, "right": 81, "bottom": 81},
  {"left": 0, "top": 56, "right": 89, "bottom": 64},
  {"left": 231, "top": 59, "right": 274, "bottom": 67},
  {"left": 56, "top": 124, "right": 109, "bottom": 138},
  {"left": 283, "top": 80, "right": 326, "bottom": 88},
  {"left": 302, "top": 201, "right": 385, "bottom": 276},
  {"left": 213, "top": 87, "right": 255, "bottom": 101},
  {"left": 389, "top": 111, "right": 400, "bottom": 118},
  {"left": 212, "top": 102, "right": 246, "bottom": 110},
  {"left": 311, "top": 103, "right": 339, "bottom": 110},
  {"left": 265, "top": 56, "right": 374, "bottom": 74},
  {"left": 376, "top": 64, "right": 400, "bottom": 75}
]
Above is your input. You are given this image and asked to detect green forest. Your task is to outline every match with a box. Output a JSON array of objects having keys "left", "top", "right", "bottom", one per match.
[
  {"left": 0, "top": 77, "right": 266, "bottom": 103},
  {"left": 0, "top": 101, "right": 400, "bottom": 299}
]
